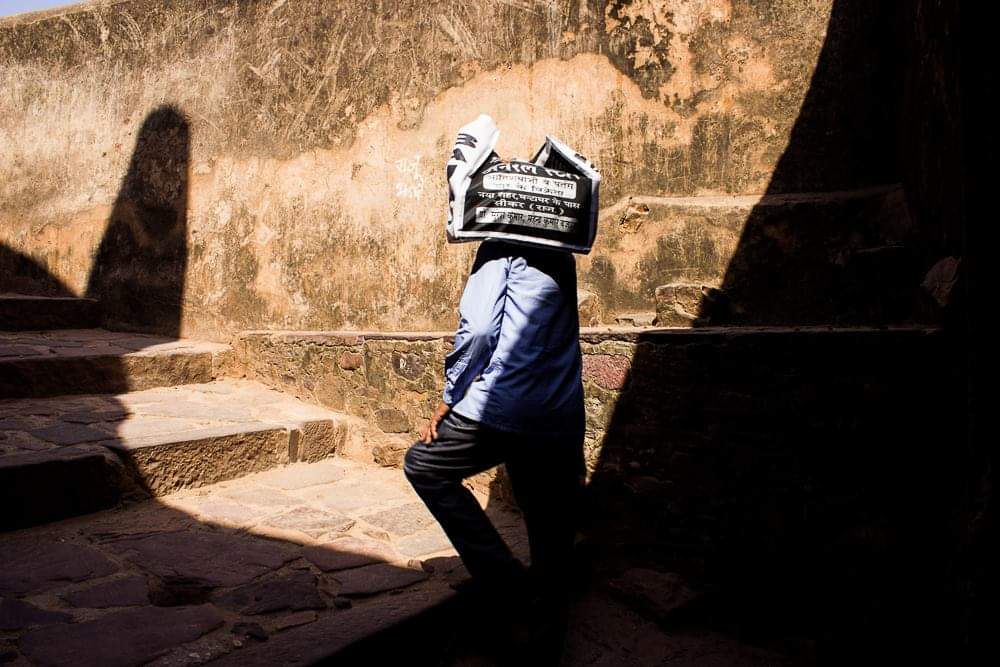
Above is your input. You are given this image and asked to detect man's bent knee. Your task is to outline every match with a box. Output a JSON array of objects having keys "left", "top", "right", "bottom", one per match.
[
  {"left": 404, "top": 443, "right": 453, "bottom": 502},
  {"left": 402, "top": 441, "right": 430, "bottom": 481}
]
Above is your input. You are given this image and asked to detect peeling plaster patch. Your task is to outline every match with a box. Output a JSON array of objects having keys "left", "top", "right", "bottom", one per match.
[
  {"left": 736, "top": 52, "right": 776, "bottom": 91},
  {"left": 214, "top": 200, "right": 232, "bottom": 230},
  {"left": 254, "top": 222, "right": 277, "bottom": 246},
  {"left": 417, "top": 262, "right": 436, "bottom": 281},
  {"left": 394, "top": 155, "right": 427, "bottom": 200},
  {"left": 669, "top": 0, "right": 732, "bottom": 33},
  {"left": 604, "top": 0, "right": 731, "bottom": 101}
]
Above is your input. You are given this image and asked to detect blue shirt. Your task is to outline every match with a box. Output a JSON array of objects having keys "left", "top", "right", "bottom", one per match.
[{"left": 443, "top": 240, "right": 585, "bottom": 434}]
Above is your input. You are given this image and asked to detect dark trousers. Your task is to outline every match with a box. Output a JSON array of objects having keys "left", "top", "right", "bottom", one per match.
[{"left": 404, "top": 410, "right": 585, "bottom": 593}]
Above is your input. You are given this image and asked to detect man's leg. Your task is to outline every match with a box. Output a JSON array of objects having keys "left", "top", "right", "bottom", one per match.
[
  {"left": 502, "top": 431, "right": 585, "bottom": 662},
  {"left": 403, "top": 410, "right": 524, "bottom": 585},
  {"left": 505, "top": 430, "right": 585, "bottom": 596}
]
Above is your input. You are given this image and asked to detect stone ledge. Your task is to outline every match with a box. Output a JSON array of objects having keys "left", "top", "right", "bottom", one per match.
[
  {"left": 238, "top": 324, "right": 942, "bottom": 346},
  {"left": 238, "top": 330, "right": 455, "bottom": 344},
  {"left": 0, "top": 446, "right": 126, "bottom": 531},
  {"left": 0, "top": 329, "right": 232, "bottom": 399},
  {"left": 579, "top": 323, "right": 943, "bottom": 343},
  {"left": 0, "top": 380, "right": 359, "bottom": 529},
  {"left": 597, "top": 184, "right": 902, "bottom": 223},
  {"left": 233, "top": 324, "right": 947, "bottom": 485}
]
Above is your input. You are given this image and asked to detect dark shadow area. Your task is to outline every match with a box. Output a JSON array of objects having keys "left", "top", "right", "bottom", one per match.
[
  {"left": 579, "top": 1, "right": 978, "bottom": 665},
  {"left": 0, "top": 251, "right": 96, "bottom": 332},
  {"left": 2, "top": 105, "right": 457, "bottom": 665},
  {"left": 85, "top": 106, "right": 190, "bottom": 338},
  {"left": 1, "top": 473, "right": 466, "bottom": 665},
  {"left": 581, "top": 327, "right": 960, "bottom": 664},
  {"left": 0, "top": 248, "right": 76, "bottom": 298},
  {"left": 697, "top": 2, "right": 912, "bottom": 326}
]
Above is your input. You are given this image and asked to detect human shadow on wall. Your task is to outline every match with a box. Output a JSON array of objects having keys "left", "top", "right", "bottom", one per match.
[
  {"left": 581, "top": 1, "right": 962, "bottom": 665},
  {"left": 85, "top": 105, "right": 190, "bottom": 337}
]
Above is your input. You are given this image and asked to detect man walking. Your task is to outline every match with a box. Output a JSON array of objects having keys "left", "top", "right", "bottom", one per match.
[{"left": 403, "top": 237, "right": 586, "bottom": 640}]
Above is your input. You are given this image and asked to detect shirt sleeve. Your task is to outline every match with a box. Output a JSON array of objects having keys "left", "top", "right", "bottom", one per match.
[{"left": 442, "top": 252, "right": 509, "bottom": 406}]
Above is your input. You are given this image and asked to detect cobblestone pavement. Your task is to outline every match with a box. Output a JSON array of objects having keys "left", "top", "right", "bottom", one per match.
[{"left": 0, "top": 456, "right": 528, "bottom": 666}]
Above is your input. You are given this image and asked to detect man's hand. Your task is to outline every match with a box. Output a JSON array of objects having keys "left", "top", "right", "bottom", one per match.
[{"left": 421, "top": 402, "right": 451, "bottom": 444}]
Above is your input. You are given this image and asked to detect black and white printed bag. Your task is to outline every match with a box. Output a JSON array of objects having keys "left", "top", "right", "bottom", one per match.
[{"left": 445, "top": 114, "right": 600, "bottom": 254}]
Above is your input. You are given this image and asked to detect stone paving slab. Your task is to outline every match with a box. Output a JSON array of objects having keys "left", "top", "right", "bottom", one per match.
[
  {"left": 0, "top": 329, "right": 232, "bottom": 399},
  {"left": 62, "top": 576, "right": 150, "bottom": 609},
  {"left": 0, "top": 380, "right": 363, "bottom": 530},
  {"left": 0, "top": 540, "right": 118, "bottom": 596},
  {"left": 394, "top": 526, "right": 455, "bottom": 558},
  {"left": 303, "top": 535, "right": 398, "bottom": 572},
  {"left": 255, "top": 460, "right": 350, "bottom": 490},
  {"left": 218, "top": 486, "right": 300, "bottom": 508},
  {"left": 0, "top": 598, "right": 72, "bottom": 631},
  {"left": 0, "top": 453, "right": 527, "bottom": 666},
  {"left": 256, "top": 506, "right": 356, "bottom": 540},
  {"left": 208, "top": 587, "right": 457, "bottom": 667},
  {"left": 212, "top": 572, "right": 326, "bottom": 615},
  {"left": 298, "top": 475, "right": 411, "bottom": 513},
  {"left": 19, "top": 605, "right": 225, "bottom": 667},
  {"left": 108, "top": 530, "right": 299, "bottom": 588},
  {"left": 360, "top": 501, "right": 440, "bottom": 537},
  {"left": 334, "top": 562, "right": 429, "bottom": 596}
]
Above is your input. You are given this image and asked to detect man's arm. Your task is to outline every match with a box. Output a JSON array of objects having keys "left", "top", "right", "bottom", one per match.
[
  {"left": 444, "top": 250, "right": 509, "bottom": 405},
  {"left": 422, "top": 249, "right": 509, "bottom": 443}
]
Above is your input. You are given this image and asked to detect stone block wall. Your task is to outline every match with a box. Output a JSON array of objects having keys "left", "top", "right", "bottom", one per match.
[
  {"left": 234, "top": 324, "right": 961, "bottom": 652},
  {"left": 234, "top": 331, "right": 450, "bottom": 441}
]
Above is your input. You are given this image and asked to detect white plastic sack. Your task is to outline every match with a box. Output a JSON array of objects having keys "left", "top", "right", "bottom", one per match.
[{"left": 446, "top": 114, "right": 600, "bottom": 254}]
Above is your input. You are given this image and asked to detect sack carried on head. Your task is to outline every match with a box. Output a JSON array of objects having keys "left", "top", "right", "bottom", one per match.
[{"left": 445, "top": 114, "right": 600, "bottom": 254}]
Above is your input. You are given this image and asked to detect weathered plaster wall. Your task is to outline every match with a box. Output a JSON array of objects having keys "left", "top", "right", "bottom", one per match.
[{"left": 0, "top": 0, "right": 908, "bottom": 337}]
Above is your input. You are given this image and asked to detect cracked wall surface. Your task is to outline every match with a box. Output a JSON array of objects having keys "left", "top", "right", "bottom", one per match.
[{"left": 1, "top": 0, "right": 890, "bottom": 337}]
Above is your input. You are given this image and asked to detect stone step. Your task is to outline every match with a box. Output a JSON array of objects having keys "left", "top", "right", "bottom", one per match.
[
  {"left": 584, "top": 185, "right": 926, "bottom": 325},
  {"left": 0, "top": 380, "right": 368, "bottom": 531},
  {"left": 0, "top": 456, "right": 526, "bottom": 666},
  {"left": 0, "top": 329, "right": 232, "bottom": 399},
  {"left": 0, "top": 293, "right": 100, "bottom": 331}
]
